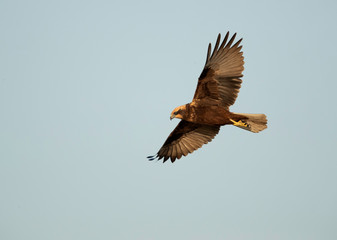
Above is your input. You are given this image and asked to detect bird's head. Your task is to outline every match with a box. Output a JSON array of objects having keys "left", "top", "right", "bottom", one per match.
[{"left": 170, "top": 105, "right": 185, "bottom": 120}]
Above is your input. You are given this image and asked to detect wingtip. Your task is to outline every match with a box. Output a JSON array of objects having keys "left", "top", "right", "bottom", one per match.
[
  {"left": 147, "top": 155, "right": 157, "bottom": 161},
  {"left": 226, "top": 32, "right": 238, "bottom": 48}
]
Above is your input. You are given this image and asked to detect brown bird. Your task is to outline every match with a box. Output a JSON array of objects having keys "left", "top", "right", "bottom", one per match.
[{"left": 148, "top": 32, "right": 267, "bottom": 163}]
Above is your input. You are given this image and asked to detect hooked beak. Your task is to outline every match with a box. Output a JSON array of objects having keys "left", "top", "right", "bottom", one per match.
[{"left": 170, "top": 114, "right": 175, "bottom": 120}]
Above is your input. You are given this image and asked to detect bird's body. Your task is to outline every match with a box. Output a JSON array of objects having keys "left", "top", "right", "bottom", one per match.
[
  {"left": 172, "top": 103, "right": 243, "bottom": 126},
  {"left": 148, "top": 32, "right": 268, "bottom": 163}
]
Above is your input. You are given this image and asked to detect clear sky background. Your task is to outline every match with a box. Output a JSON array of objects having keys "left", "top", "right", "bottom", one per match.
[{"left": 1, "top": 0, "right": 337, "bottom": 239}]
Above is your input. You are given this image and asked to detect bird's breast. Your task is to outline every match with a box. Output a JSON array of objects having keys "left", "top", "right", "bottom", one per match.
[{"left": 183, "top": 105, "right": 232, "bottom": 125}]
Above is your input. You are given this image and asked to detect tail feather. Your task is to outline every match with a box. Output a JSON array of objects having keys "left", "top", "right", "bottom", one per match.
[{"left": 233, "top": 113, "right": 267, "bottom": 133}]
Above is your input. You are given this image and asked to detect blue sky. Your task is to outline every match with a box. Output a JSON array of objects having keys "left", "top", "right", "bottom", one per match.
[{"left": 1, "top": 0, "right": 337, "bottom": 239}]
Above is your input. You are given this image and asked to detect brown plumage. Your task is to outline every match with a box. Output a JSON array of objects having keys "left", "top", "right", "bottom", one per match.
[{"left": 148, "top": 32, "right": 267, "bottom": 163}]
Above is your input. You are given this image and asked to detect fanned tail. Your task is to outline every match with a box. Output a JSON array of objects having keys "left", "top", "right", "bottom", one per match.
[{"left": 233, "top": 113, "right": 267, "bottom": 133}]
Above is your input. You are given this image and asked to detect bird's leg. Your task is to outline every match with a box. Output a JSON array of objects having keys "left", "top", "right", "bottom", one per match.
[{"left": 230, "top": 119, "right": 248, "bottom": 127}]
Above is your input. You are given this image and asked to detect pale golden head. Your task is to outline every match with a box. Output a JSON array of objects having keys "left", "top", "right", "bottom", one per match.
[{"left": 170, "top": 105, "right": 186, "bottom": 120}]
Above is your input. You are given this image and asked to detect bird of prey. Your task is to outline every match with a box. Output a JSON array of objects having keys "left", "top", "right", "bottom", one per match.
[{"left": 148, "top": 32, "right": 267, "bottom": 163}]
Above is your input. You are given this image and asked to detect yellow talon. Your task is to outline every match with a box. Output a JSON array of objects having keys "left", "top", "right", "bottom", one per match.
[{"left": 230, "top": 119, "right": 248, "bottom": 127}]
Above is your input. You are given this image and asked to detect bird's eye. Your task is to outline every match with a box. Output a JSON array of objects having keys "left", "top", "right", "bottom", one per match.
[{"left": 174, "top": 111, "right": 178, "bottom": 115}]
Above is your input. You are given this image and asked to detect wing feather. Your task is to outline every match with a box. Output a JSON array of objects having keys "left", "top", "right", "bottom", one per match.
[
  {"left": 181, "top": 139, "right": 193, "bottom": 153},
  {"left": 171, "top": 144, "right": 177, "bottom": 161},
  {"left": 210, "top": 34, "right": 221, "bottom": 59},
  {"left": 179, "top": 141, "right": 190, "bottom": 155},
  {"left": 148, "top": 120, "right": 220, "bottom": 163},
  {"left": 219, "top": 32, "right": 229, "bottom": 50},
  {"left": 166, "top": 146, "right": 172, "bottom": 163},
  {"left": 205, "top": 43, "right": 212, "bottom": 64},
  {"left": 175, "top": 143, "right": 183, "bottom": 159},
  {"left": 193, "top": 32, "right": 245, "bottom": 109}
]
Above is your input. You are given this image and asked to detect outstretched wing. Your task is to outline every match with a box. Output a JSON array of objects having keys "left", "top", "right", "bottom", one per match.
[
  {"left": 193, "top": 32, "right": 244, "bottom": 109},
  {"left": 147, "top": 120, "right": 220, "bottom": 163}
]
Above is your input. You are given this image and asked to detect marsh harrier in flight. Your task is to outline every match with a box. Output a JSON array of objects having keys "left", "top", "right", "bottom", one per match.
[{"left": 148, "top": 32, "right": 267, "bottom": 163}]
